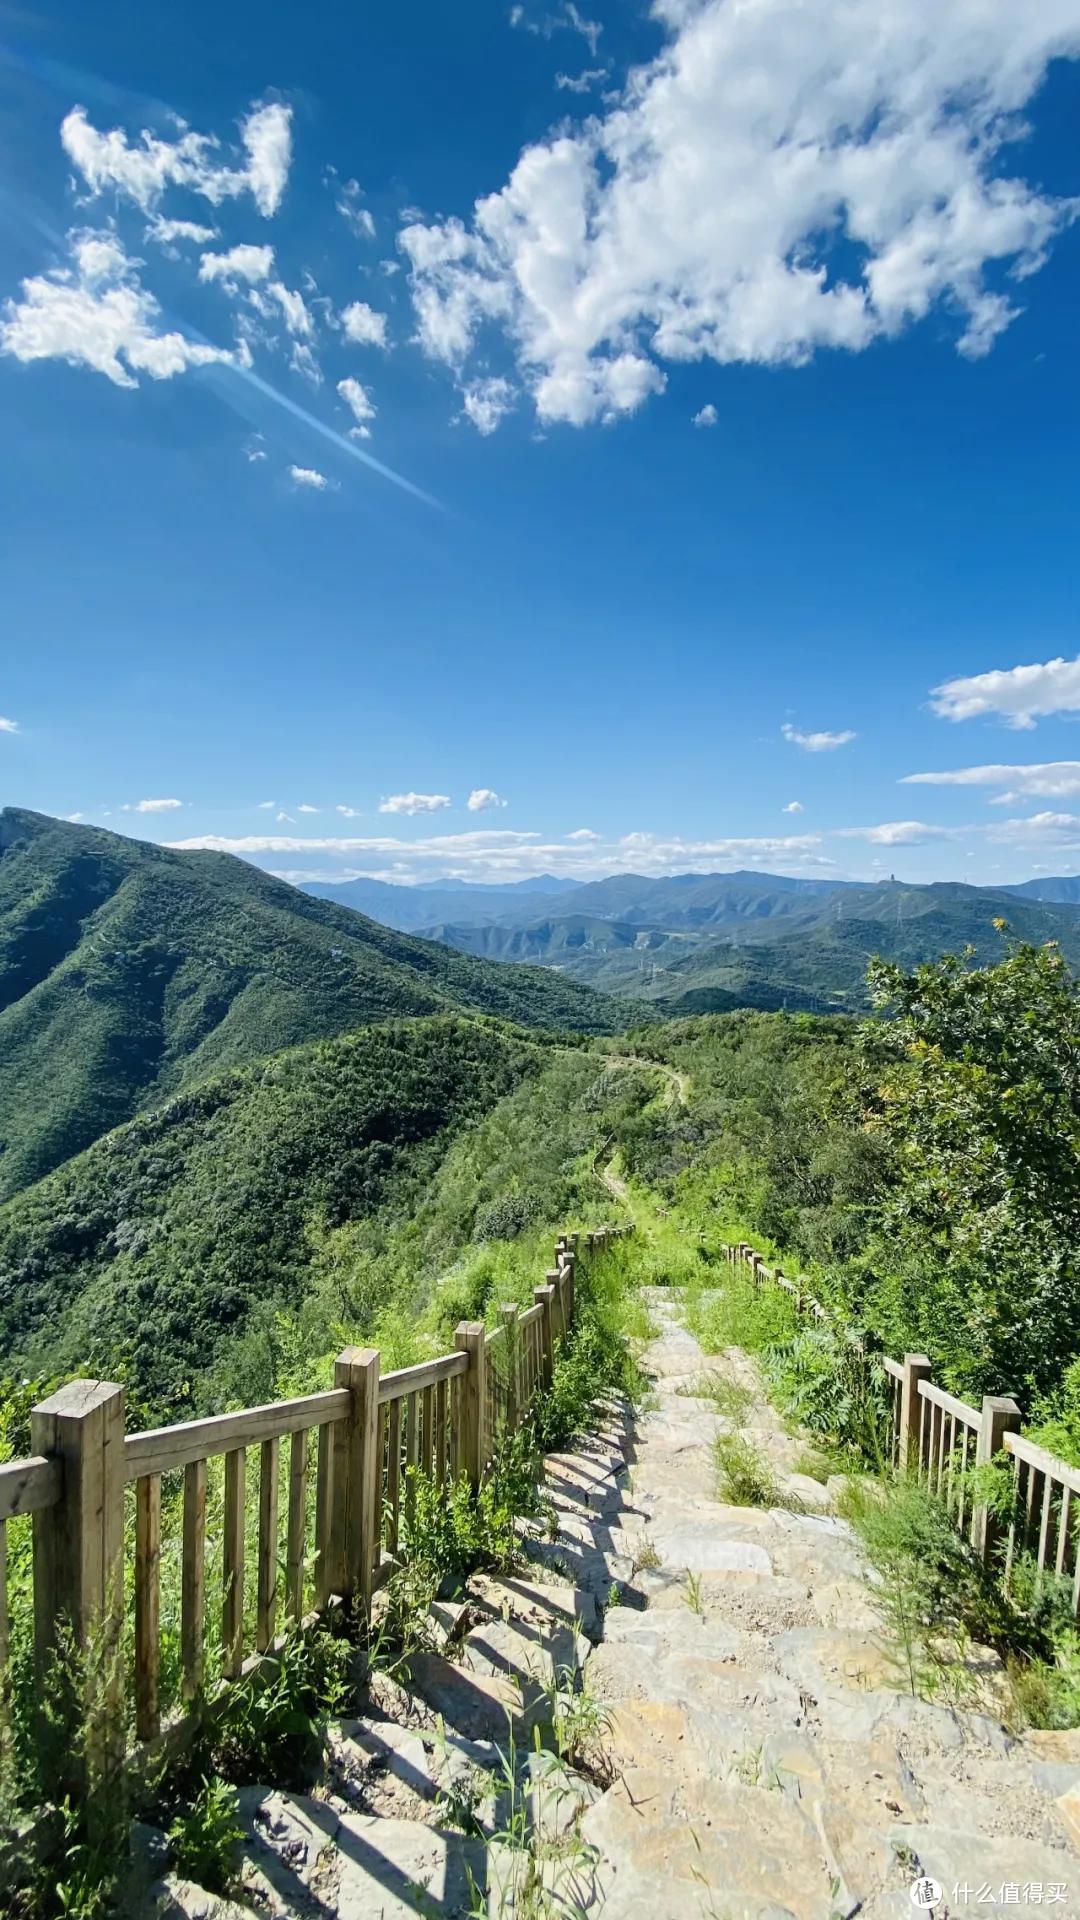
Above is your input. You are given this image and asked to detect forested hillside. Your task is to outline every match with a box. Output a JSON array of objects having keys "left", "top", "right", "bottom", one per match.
[
  {"left": 0, "top": 810, "right": 626, "bottom": 1199},
  {"left": 0, "top": 1016, "right": 540, "bottom": 1409}
]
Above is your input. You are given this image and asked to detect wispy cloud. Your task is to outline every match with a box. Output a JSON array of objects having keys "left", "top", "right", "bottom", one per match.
[
  {"left": 835, "top": 820, "right": 953, "bottom": 845},
  {"left": 901, "top": 762, "right": 1080, "bottom": 802},
  {"left": 930, "top": 655, "right": 1080, "bottom": 730},
  {"left": 0, "top": 716, "right": 19, "bottom": 734},
  {"left": 128, "top": 797, "right": 183, "bottom": 812},
  {"left": 782, "top": 723, "right": 856, "bottom": 753},
  {"left": 781, "top": 800, "right": 803, "bottom": 814},
  {"left": 60, "top": 99, "right": 292, "bottom": 216}
]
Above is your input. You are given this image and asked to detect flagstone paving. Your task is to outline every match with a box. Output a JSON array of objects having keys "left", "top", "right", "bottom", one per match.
[{"left": 138, "top": 1288, "right": 1080, "bottom": 1920}]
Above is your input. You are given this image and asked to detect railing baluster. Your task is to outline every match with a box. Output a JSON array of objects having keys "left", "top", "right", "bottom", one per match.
[
  {"left": 181, "top": 1458, "right": 206, "bottom": 1702},
  {"left": 286, "top": 1429, "right": 308, "bottom": 1622},
  {"left": 314, "top": 1423, "right": 334, "bottom": 1608},
  {"left": 1057, "top": 1485, "right": 1072, "bottom": 1580},
  {"left": 1036, "top": 1471, "right": 1054, "bottom": 1587},
  {"left": 257, "top": 1437, "right": 279, "bottom": 1653},
  {"left": 0, "top": 1519, "right": 7, "bottom": 1686},
  {"left": 422, "top": 1384, "right": 435, "bottom": 1476},
  {"left": 387, "top": 1399, "right": 402, "bottom": 1552},
  {"left": 135, "top": 1473, "right": 161, "bottom": 1742},
  {"left": 435, "top": 1377, "right": 448, "bottom": 1489},
  {"left": 222, "top": 1448, "right": 246, "bottom": 1678}
]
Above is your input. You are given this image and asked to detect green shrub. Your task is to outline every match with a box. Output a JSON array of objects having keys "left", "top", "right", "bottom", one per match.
[
  {"left": 167, "top": 1779, "right": 244, "bottom": 1893},
  {"left": 713, "top": 1432, "right": 780, "bottom": 1508}
]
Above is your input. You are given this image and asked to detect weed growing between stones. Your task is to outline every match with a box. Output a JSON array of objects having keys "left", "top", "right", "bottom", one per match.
[
  {"left": 713, "top": 1430, "right": 782, "bottom": 1508},
  {"left": 166, "top": 1777, "right": 245, "bottom": 1894},
  {"left": 676, "top": 1370, "right": 753, "bottom": 1422}
]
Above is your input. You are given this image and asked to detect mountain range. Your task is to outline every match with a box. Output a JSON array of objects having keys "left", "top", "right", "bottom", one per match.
[
  {"left": 304, "top": 867, "right": 1080, "bottom": 1014},
  {"left": 0, "top": 810, "right": 625, "bottom": 1201}
]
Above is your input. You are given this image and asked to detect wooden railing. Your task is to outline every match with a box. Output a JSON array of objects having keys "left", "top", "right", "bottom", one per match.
[
  {"left": 724, "top": 1240, "right": 1080, "bottom": 1607},
  {"left": 0, "top": 1222, "right": 632, "bottom": 1796}
]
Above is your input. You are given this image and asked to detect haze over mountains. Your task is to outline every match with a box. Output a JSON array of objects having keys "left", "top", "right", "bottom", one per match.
[{"left": 304, "top": 867, "right": 1080, "bottom": 1015}]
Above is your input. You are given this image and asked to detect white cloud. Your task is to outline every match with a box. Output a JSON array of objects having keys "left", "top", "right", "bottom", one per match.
[
  {"left": 199, "top": 243, "right": 275, "bottom": 284},
  {"left": 988, "top": 811, "right": 1080, "bottom": 843},
  {"left": 901, "top": 762, "right": 1080, "bottom": 802},
  {"left": 378, "top": 792, "right": 452, "bottom": 815},
  {"left": 268, "top": 282, "right": 313, "bottom": 336},
  {"left": 461, "top": 377, "right": 515, "bottom": 434},
  {"left": 134, "top": 796, "right": 183, "bottom": 812},
  {"left": 341, "top": 301, "right": 389, "bottom": 347},
  {"left": 836, "top": 820, "right": 952, "bottom": 845},
  {"left": 467, "top": 788, "right": 507, "bottom": 812},
  {"left": 289, "top": 464, "right": 332, "bottom": 489},
  {"left": 929, "top": 654, "right": 1080, "bottom": 730},
  {"left": 297, "top": 803, "right": 320, "bottom": 814},
  {"left": 781, "top": 800, "right": 803, "bottom": 814},
  {"left": 336, "top": 804, "right": 361, "bottom": 817},
  {"left": 566, "top": 827, "right": 599, "bottom": 840},
  {"left": 60, "top": 100, "right": 292, "bottom": 217},
  {"left": 167, "top": 824, "right": 828, "bottom": 883},
  {"left": 402, "top": 0, "right": 1080, "bottom": 426},
  {"left": 277, "top": 811, "right": 296, "bottom": 823},
  {"left": 692, "top": 404, "right": 718, "bottom": 428},
  {"left": 333, "top": 175, "right": 377, "bottom": 239},
  {"left": 257, "top": 800, "right": 276, "bottom": 808},
  {"left": 145, "top": 215, "right": 218, "bottom": 250},
  {"left": 338, "top": 377, "right": 376, "bottom": 433},
  {"left": 555, "top": 68, "right": 607, "bottom": 93},
  {"left": 1, "top": 229, "right": 246, "bottom": 388},
  {"left": 782, "top": 723, "right": 856, "bottom": 753},
  {"left": 0, "top": 716, "right": 19, "bottom": 734},
  {"left": 65, "top": 812, "right": 84, "bottom": 822}
]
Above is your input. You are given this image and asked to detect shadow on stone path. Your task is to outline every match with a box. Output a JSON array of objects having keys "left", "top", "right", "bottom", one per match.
[{"left": 134, "top": 1289, "right": 1080, "bottom": 1920}]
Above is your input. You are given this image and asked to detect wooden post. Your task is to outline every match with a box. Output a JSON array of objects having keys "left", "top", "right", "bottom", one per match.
[
  {"left": 31, "top": 1378, "right": 125, "bottom": 1805},
  {"left": 899, "top": 1354, "right": 933, "bottom": 1476},
  {"left": 334, "top": 1347, "right": 381, "bottom": 1610},
  {"left": 500, "top": 1305, "right": 520, "bottom": 1433},
  {"left": 455, "top": 1322, "right": 486, "bottom": 1490},
  {"left": 534, "top": 1284, "right": 555, "bottom": 1389},
  {"left": 975, "top": 1394, "right": 1022, "bottom": 1567},
  {"left": 565, "top": 1251, "right": 575, "bottom": 1328},
  {"left": 547, "top": 1269, "right": 566, "bottom": 1346}
]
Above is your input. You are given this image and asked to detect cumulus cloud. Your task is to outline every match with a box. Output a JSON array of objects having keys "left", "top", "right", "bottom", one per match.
[
  {"left": 566, "top": 827, "right": 599, "bottom": 841},
  {"left": 341, "top": 301, "right": 389, "bottom": 347},
  {"left": 987, "top": 811, "right": 1080, "bottom": 843},
  {"left": 289, "top": 464, "right": 332, "bottom": 488},
  {"left": 782, "top": 723, "right": 856, "bottom": 753},
  {"left": 901, "top": 762, "right": 1080, "bottom": 802},
  {"left": 0, "top": 230, "right": 247, "bottom": 387},
  {"left": 198, "top": 243, "right": 274, "bottom": 284},
  {"left": 61, "top": 100, "right": 292, "bottom": 216},
  {"left": 461, "top": 377, "right": 515, "bottom": 434},
  {"left": 401, "top": 0, "right": 1080, "bottom": 426},
  {"left": 782, "top": 801, "right": 803, "bottom": 814},
  {"left": 467, "top": 788, "right": 507, "bottom": 812},
  {"left": 929, "top": 655, "right": 1080, "bottom": 730},
  {"left": 337, "top": 376, "right": 376, "bottom": 434},
  {"left": 133, "top": 797, "right": 183, "bottom": 812},
  {"left": 692, "top": 404, "right": 718, "bottom": 428},
  {"left": 0, "top": 716, "right": 19, "bottom": 734},
  {"left": 378, "top": 792, "right": 452, "bottom": 815}
]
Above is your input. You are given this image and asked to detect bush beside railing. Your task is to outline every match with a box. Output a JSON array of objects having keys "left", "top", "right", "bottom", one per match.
[
  {"left": 0, "top": 1222, "right": 632, "bottom": 1807},
  {"left": 724, "top": 1241, "right": 1080, "bottom": 1609}
]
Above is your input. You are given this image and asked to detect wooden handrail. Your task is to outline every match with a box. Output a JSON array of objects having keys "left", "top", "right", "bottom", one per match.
[
  {"left": 1005, "top": 1430, "right": 1080, "bottom": 1499},
  {"left": 0, "top": 1453, "right": 63, "bottom": 1521},
  {"left": 124, "top": 1388, "right": 351, "bottom": 1480},
  {"left": 378, "top": 1351, "right": 468, "bottom": 1405},
  {"left": 918, "top": 1378, "right": 981, "bottom": 1430}
]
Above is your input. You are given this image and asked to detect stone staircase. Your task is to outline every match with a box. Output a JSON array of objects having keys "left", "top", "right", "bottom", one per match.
[{"left": 140, "top": 1290, "right": 1080, "bottom": 1920}]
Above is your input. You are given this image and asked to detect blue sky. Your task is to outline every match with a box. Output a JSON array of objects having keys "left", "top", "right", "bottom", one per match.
[{"left": 3, "top": 0, "right": 1080, "bottom": 890}]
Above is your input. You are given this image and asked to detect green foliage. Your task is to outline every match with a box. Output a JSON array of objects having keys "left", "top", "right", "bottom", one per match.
[
  {"left": 713, "top": 1431, "right": 781, "bottom": 1507},
  {"left": 0, "top": 809, "right": 625, "bottom": 1204},
  {"left": 860, "top": 940, "right": 1080, "bottom": 1399},
  {"left": 200, "top": 1622, "right": 356, "bottom": 1787},
  {"left": 167, "top": 1779, "right": 244, "bottom": 1894}
]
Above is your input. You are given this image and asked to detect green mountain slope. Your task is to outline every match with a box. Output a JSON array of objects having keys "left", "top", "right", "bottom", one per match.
[
  {"left": 0, "top": 1015, "right": 541, "bottom": 1409},
  {"left": 0, "top": 810, "right": 627, "bottom": 1200}
]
